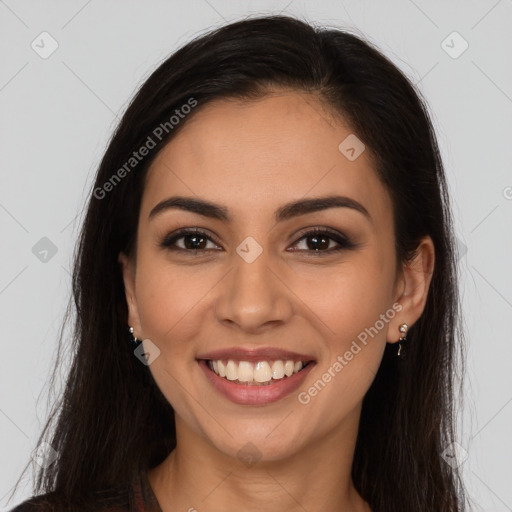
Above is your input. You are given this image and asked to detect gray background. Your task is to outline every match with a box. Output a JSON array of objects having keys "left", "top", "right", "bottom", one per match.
[{"left": 1, "top": 1, "right": 511, "bottom": 510}]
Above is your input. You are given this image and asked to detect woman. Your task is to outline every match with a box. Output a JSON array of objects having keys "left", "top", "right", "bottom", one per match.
[{"left": 11, "top": 14, "right": 467, "bottom": 512}]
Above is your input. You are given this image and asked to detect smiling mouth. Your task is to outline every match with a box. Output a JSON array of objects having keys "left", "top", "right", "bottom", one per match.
[{"left": 202, "top": 359, "right": 315, "bottom": 386}]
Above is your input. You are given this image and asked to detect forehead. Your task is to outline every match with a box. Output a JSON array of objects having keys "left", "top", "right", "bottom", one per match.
[{"left": 141, "top": 92, "right": 392, "bottom": 227}]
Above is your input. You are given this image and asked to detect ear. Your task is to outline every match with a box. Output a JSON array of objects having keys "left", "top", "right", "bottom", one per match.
[
  {"left": 387, "top": 236, "right": 435, "bottom": 343},
  {"left": 118, "top": 252, "right": 143, "bottom": 337}
]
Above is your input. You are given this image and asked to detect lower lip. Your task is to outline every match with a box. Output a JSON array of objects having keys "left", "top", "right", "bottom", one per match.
[{"left": 198, "top": 359, "right": 315, "bottom": 405}]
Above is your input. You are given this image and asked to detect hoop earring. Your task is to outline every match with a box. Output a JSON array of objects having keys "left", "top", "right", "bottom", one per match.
[
  {"left": 397, "top": 323, "right": 408, "bottom": 358},
  {"left": 128, "top": 326, "right": 142, "bottom": 348}
]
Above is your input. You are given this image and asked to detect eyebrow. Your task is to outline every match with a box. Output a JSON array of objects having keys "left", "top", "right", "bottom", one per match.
[{"left": 148, "top": 195, "right": 371, "bottom": 223}]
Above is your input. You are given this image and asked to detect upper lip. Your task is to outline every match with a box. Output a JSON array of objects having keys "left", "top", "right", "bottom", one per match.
[{"left": 196, "top": 347, "right": 316, "bottom": 363}]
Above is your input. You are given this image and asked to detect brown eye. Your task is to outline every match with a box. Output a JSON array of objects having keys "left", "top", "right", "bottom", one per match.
[
  {"left": 160, "top": 229, "right": 221, "bottom": 252},
  {"left": 289, "top": 228, "right": 356, "bottom": 254}
]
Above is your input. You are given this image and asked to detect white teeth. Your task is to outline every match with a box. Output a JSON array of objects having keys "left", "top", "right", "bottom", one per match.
[
  {"left": 218, "top": 360, "right": 226, "bottom": 377},
  {"left": 254, "top": 361, "right": 272, "bottom": 382},
  {"left": 271, "top": 360, "right": 285, "bottom": 379},
  {"left": 238, "top": 361, "right": 254, "bottom": 382},
  {"left": 225, "top": 360, "right": 237, "bottom": 381},
  {"left": 207, "top": 358, "right": 308, "bottom": 384}
]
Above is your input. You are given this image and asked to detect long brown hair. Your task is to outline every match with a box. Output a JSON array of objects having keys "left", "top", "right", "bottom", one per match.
[{"left": 13, "top": 15, "right": 467, "bottom": 511}]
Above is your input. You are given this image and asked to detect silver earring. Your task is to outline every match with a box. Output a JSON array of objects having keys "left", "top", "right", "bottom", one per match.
[
  {"left": 397, "top": 323, "right": 408, "bottom": 358},
  {"left": 128, "top": 326, "right": 141, "bottom": 347}
]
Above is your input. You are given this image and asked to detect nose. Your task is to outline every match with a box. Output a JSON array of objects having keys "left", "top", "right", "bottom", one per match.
[{"left": 213, "top": 246, "right": 294, "bottom": 334}]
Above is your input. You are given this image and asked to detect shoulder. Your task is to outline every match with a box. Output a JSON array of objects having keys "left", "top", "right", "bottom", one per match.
[
  {"left": 10, "top": 486, "right": 131, "bottom": 512},
  {"left": 9, "top": 469, "right": 156, "bottom": 512},
  {"left": 9, "top": 492, "right": 66, "bottom": 512}
]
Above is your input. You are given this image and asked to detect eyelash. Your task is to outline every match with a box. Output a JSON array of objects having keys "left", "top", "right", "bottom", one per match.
[{"left": 159, "top": 227, "right": 356, "bottom": 256}]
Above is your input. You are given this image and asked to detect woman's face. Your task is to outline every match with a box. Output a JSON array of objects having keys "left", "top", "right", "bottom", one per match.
[{"left": 120, "top": 91, "right": 415, "bottom": 463}]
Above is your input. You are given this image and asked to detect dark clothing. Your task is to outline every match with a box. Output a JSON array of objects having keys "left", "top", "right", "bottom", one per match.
[{"left": 10, "top": 468, "right": 163, "bottom": 512}]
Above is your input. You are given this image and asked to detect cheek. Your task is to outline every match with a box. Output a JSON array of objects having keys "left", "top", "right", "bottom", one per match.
[
  {"left": 293, "top": 254, "right": 396, "bottom": 388},
  {"left": 294, "top": 257, "right": 395, "bottom": 342},
  {"left": 134, "top": 250, "right": 212, "bottom": 344},
  {"left": 133, "top": 257, "right": 204, "bottom": 413},
  {"left": 294, "top": 270, "right": 394, "bottom": 421}
]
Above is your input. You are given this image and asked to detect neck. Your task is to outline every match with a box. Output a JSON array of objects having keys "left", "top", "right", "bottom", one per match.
[{"left": 148, "top": 406, "right": 371, "bottom": 512}]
